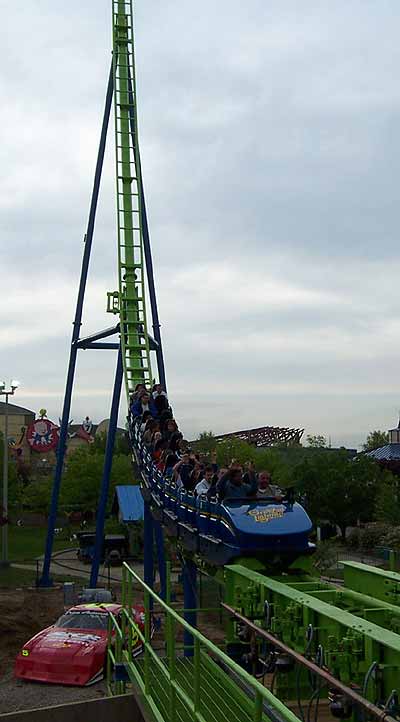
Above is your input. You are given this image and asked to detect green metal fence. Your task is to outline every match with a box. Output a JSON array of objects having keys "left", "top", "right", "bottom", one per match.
[{"left": 107, "top": 562, "right": 301, "bottom": 722}]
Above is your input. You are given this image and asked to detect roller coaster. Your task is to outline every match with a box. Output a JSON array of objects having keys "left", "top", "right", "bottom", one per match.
[{"left": 39, "top": 3, "right": 400, "bottom": 722}]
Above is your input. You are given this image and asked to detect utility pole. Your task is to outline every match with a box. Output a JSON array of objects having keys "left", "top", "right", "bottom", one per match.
[{"left": 0, "top": 380, "right": 19, "bottom": 567}]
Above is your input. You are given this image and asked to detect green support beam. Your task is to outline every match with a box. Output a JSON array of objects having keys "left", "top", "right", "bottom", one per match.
[
  {"left": 281, "top": 577, "right": 400, "bottom": 634},
  {"left": 343, "top": 561, "right": 400, "bottom": 606}
]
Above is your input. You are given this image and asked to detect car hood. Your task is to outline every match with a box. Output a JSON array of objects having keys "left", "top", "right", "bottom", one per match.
[
  {"left": 28, "top": 626, "right": 107, "bottom": 655},
  {"left": 14, "top": 626, "right": 107, "bottom": 685}
]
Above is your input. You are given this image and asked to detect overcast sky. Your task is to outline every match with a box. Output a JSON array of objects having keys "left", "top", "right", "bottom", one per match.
[{"left": 1, "top": 1, "right": 400, "bottom": 449}]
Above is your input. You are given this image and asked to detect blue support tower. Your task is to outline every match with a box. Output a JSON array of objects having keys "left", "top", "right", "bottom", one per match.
[
  {"left": 39, "top": 62, "right": 114, "bottom": 587},
  {"left": 90, "top": 347, "right": 123, "bottom": 589},
  {"left": 144, "top": 501, "right": 154, "bottom": 592},
  {"left": 154, "top": 520, "right": 167, "bottom": 600}
]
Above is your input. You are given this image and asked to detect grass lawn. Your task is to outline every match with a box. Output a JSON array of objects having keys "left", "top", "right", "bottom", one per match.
[
  {"left": 0, "top": 565, "right": 84, "bottom": 589},
  {"left": 2, "top": 526, "right": 77, "bottom": 563}
]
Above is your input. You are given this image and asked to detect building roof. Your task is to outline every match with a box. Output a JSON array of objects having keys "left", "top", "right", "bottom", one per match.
[
  {"left": 367, "top": 444, "right": 400, "bottom": 461},
  {"left": 0, "top": 401, "right": 35, "bottom": 416},
  {"left": 112, "top": 485, "right": 144, "bottom": 523}
]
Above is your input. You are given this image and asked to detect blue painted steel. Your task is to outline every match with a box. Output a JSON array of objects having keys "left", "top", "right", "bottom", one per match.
[
  {"left": 114, "top": 485, "right": 144, "bottom": 522},
  {"left": 183, "top": 558, "right": 197, "bottom": 657},
  {"left": 90, "top": 347, "right": 123, "bottom": 588},
  {"left": 141, "top": 194, "right": 167, "bottom": 392},
  {"left": 39, "top": 61, "right": 114, "bottom": 588},
  {"left": 154, "top": 520, "right": 167, "bottom": 599},
  {"left": 126, "top": 70, "right": 167, "bottom": 392},
  {"left": 143, "top": 500, "right": 154, "bottom": 589},
  {"left": 81, "top": 342, "right": 120, "bottom": 350}
]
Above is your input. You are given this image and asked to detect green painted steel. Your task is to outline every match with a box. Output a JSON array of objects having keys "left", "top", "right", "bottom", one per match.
[
  {"left": 280, "top": 576, "right": 400, "bottom": 635},
  {"left": 111, "top": 0, "right": 152, "bottom": 398},
  {"left": 225, "top": 564, "right": 400, "bottom": 705},
  {"left": 343, "top": 561, "right": 400, "bottom": 605},
  {"left": 107, "top": 563, "right": 301, "bottom": 722}
]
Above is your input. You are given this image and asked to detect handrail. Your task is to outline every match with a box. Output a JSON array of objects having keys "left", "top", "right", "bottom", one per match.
[{"left": 111, "top": 561, "right": 301, "bottom": 722}]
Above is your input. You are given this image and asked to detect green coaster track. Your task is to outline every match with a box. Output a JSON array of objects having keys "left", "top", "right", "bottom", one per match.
[{"left": 109, "top": 0, "right": 152, "bottom": 397}]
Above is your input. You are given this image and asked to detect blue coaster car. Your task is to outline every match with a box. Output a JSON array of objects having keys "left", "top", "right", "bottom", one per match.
[{"left": 130, "top": 425, "right": 313, "bottom": 568}]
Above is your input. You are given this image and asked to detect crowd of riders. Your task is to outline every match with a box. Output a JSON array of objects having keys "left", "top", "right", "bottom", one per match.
[{"left": 129, "top": 384, "right": 283, "bottom": 502}]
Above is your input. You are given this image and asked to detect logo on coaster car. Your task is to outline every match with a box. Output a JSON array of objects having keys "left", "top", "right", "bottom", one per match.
[{"left": 247, "top": 507, "right": 285, "bottom": 523}]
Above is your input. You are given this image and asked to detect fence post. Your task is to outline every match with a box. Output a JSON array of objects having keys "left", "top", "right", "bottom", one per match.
[
  {"left": 166, "top": 611, "right": 177, "bottom": 722},
  {"left": 194, "top": 637, "right": 201, "bottom": 717},
  {"left": 144, "top": 590, "right": 151, "bottom": 695},
  {"left": 166, "top": 560, "right": 171, "bottom": 604},
  {"left": 253, "top": 690, "right": 263, "bottom": 722}
]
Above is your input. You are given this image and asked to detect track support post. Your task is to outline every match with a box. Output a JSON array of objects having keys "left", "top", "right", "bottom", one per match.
[
  {"left": 90, "top": 346, "right": 123, "bottom": 588},
  {"left": 143, "top": 501, "right": 154, "bottom": 590},
  {"left": 183, "top": 558, "right": 197, "bottom": 657},
  {"left": 39, "top": 62, "right": 114, "bottom": 588},
  {"left": 154, "top": 520, "right": 167, "bottom": 600}
]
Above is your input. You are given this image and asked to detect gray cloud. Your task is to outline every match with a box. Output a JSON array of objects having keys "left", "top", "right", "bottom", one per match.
[{"left": 1, "top": 1, "right": 400, "bottom": 450}]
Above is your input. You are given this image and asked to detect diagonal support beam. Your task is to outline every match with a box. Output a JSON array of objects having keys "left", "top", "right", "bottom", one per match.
[
  {"left": 39, "top": 60, "right": 114, "bottom": 587},
  {"left": 75, "top": 324, "right": 120, "bottom": 347}
]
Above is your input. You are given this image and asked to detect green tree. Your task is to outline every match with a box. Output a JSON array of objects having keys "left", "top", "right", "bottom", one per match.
[
  {"left": 22, "top": 478, "right": 53, "bottom": 517},
  {"left": 90, "top": 431, "right": 130, "bottom": 456},
  {"left": 60, "top": 447, "right": 135, "bottom": 511},
  {"left": 216, "top": 436, "right": 256, "bottom": 468},
  {"left": 375, "top": 474, "right": 400, "bottom": 525},
  {"left": 306, "top": 434, "right": 327, "bottom": 448},
  {"left": 294, "top": 451, "right": 383, "bottom": 538},
  {"left": 194, "top": 431, "right": 216, "bottom": 455},
  {"left": 362, "top": 430, "right": 389, "bottom": 452}
]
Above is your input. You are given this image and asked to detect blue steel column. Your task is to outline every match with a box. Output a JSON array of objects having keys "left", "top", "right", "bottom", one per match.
[
  {"left": 154, "top": 520, "right": 167, "bottom": 599},
  {"left": 183, "top": 558, "right": 197, "bottom": 657},
  {"left": 39, "top": 61, "right": 114, "bottom": 587},
  {"left": 126, "top": 70, "right": 167, "bottom": 391},
  {"left": 143, "top": 501, "right": 154, "bottom": 589},
  {"left": 141, "top": 193, "right": 167, "bottom": 391},
  {"left": 90, "top": 347, "right": 123, "bottom": 588}
]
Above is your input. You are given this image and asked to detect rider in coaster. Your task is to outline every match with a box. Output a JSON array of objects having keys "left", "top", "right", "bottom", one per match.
[
  {"left": 131, "top": 391, "right": 157, "bottom": 419},
  {"left": 217, "top": 462, "right": 257, "bottom": 501},
  {"left": 194, "top": 465, "right": 216, "bottom": 497},
  {"left": 257, "top": 471, "right": 284, "bottom": 502},
  {"left": 173, "top": 453, "right": 194, "bottom": 490}
]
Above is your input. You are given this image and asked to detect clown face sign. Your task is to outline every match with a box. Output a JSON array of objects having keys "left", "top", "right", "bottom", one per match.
[{"left": 27, "top": 419, "right": 60, "bottom": 453}]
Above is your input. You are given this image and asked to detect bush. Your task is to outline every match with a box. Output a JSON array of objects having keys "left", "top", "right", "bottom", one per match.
[
  {"left": 382, "top": 528, "right": 400, "bottom": 551},
  {"left": 312, "top": 542, "right": 338, "bottom": 574},
  {"left": 358, "top": 523, "right": 390, "bottom": 551}
]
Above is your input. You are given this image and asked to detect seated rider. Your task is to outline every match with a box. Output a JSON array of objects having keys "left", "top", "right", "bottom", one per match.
[
  {"left": 173, "top": 453, "right": 194, "bottom": 490},
  {"left": 152, "top": 383, "right": 168, "bottom": 399},
  {"left": 131, "top": 392, "right": 157, "bottom": 419},
  {"left": 194, "top": 465, "right": 216, "bottom": 497},
  {"left": 257, "top": 471, "right": 283, "bottom": 501},
  {"left": 153, "top": 393, "right": 169, "bottom": 415},
  {"left": 217, "top": 462, "right": 257, "bottom": 501}
]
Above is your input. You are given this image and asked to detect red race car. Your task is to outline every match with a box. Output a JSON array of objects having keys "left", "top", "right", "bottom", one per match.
[{"left": 14, "top": 602, "right": 146, "bottom": 686}]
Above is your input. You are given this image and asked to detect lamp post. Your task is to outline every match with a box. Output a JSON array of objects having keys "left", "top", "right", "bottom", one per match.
[{"left": 0, "top": 380, "right": 20, "bottom": 567}]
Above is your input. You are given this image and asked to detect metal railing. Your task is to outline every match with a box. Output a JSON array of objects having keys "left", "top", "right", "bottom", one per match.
[{"left": 107, "top": 562, "right": 301, "bottom": 722}]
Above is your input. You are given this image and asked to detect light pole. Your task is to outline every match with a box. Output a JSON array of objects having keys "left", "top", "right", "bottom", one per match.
[{"left": 0, "top": 380, "right": 20, "bottom": 567}]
